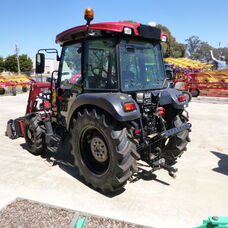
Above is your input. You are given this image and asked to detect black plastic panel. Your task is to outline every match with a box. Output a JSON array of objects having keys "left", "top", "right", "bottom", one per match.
[{"left": 139, "top": 24, "right": 161, "bottom": 40}]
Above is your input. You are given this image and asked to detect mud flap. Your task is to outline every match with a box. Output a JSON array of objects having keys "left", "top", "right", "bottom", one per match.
[{"left": 5, "top": 117, "right": 24, "bottom": 139}]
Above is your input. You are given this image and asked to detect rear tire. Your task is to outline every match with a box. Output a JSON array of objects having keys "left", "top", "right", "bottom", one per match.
[
  {"left": 71, "top": 108, "right": 137, "bottom": 193},
  {"left": 162, "top": 115, "right": 191, "bottom": 165},
  {"left": 24, "top": 114, "right": 46, "bottom": 155}
]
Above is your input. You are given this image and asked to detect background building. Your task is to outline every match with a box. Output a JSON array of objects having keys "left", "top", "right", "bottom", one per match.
[{"left": 32, "top": 58, "right": 59, "bottom": 75}]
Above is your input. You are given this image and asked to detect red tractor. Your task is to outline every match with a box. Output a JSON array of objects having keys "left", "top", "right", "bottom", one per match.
[{"left": 6, "top": 9, "right": 191, "bottom": 193}]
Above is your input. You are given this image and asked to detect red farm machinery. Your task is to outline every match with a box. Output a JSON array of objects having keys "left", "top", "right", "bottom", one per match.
[{"left": 165, "top": 58, "right": 228, "bottom": 97}]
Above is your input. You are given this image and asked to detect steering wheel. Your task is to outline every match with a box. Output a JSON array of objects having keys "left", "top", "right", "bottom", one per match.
[{"left": 91, "top": 67, "right": 108, "bottom": 77}]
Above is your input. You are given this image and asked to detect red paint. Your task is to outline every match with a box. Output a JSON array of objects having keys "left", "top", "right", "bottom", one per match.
[
  {"left": 26, "top": 82, "right": 51, "bottom": 114},
  {"left": 56, "top": 22, "right": 141, "bottom": 43},
  {"left": 18, "top": 120, "right": 24, "bottom": 137}
]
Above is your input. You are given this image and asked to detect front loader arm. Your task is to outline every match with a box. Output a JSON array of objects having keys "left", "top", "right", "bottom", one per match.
[{"left": 26, "top": 82, "right": 51, "bottom": 114}]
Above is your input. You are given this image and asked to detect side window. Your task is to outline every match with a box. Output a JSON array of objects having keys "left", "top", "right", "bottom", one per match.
[
  {"left": 84, "top": 39, "right": 117, "bottom": 90},
  {"left": 61, "top": 43, "right": 81, "bottom": 89}
]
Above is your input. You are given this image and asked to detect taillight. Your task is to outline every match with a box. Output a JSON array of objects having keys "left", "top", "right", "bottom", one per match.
[
  {"left": 178, "top": 95, "right": 186, "bottom": 102},
  {"left": 156, "top": 107, "right": 165, "bottom": 117},
  {"left": 123, "top": 103, "right": 136, "bottom": 112}
]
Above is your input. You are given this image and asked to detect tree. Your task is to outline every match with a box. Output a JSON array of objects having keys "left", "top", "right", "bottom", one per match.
[
  {"left": 172, "top": 42, "right": 186, "bottom": 58},
  {"left": 4, "top": 55, "right": 17, "bottom": 72},
  {"left": 185, "top": 36, "right": 217, "bottom": 62},
  {"left": 156, "top": 24, "right": 185, "bottom": 58},
  {"left": 0, "top": 57, "right": 4, "bottom": 73},
  {"left": 19, "top": 54, "right": 33, "bottom": 72},
  {"left": 196, "top": 41, "right": 213, "bottom": 62},
  {"left": 4, "top": 54, "right": 33, "bottom": 73},
  {"left": 185, "top": 36, "right": 203, "bottom": 60}
]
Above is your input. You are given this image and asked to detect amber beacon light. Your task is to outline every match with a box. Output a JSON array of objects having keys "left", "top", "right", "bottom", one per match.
[{"left": 84, "top": 8, "right": 94, "bottom": 26}]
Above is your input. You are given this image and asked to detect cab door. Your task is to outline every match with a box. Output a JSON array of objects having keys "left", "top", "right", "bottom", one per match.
[{"left": 57, "top": 42, "right": 82, "bottom": 120}]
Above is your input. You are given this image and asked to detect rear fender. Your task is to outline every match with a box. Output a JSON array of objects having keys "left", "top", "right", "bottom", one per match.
[
  {"left": 152, "top": 88, "right": 189, "bottom": 109},
  {"left": 66, "top": 93, "right": 141, "bottom": 130}
]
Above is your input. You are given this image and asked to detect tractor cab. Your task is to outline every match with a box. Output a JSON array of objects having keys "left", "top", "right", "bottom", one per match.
[{"left": 55, "top": 23, "right": 168, "bottom": 94}]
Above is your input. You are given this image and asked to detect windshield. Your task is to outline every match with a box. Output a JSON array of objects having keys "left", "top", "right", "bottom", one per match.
[{"left": 120, "top": 40, "right": 166, "bottom": 91}]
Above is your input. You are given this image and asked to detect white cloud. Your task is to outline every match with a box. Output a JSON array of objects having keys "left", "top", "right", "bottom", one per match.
[{"left": 147, "top": 21, "right": 157, "bottom": 27}]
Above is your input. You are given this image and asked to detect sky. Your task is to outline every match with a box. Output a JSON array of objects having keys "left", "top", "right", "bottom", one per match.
[{"left": 1, "top": 0, "right": 228, "bottom": 58}]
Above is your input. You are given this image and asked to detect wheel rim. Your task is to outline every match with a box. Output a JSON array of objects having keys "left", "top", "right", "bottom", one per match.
[
  {"left": 80, "top": 127, "right": 110, "bottom": 175},
  {"left": 90, "top": 137, "right": 108, "bottom": 163}
]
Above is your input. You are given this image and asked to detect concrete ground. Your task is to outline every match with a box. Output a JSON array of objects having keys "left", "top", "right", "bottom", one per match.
[{"left": 0, "top": 92, "right": 228, "bottom": 228}]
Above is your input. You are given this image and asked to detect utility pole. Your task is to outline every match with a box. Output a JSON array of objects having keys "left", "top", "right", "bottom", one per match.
[{"left": 15, "top": 44, "right": 21, "bottom": 75}]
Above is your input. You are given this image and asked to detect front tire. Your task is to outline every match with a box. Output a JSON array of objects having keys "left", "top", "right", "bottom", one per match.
[
  {"left": 24, "top": 114, "right": 46, "bottom": 155},
  {"left": 71, "top": 109, "right": 137, "bottom": 193},
  {"left": 162, "top": 115, "right": 191, "bottom": 165}
]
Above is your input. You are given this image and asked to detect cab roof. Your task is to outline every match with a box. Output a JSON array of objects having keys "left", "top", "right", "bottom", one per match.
[{"left": 56, "top": 22, "right": 166, "bottom": 45}]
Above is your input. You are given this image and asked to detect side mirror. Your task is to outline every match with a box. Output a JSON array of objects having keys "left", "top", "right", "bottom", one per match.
[{"left": 36, "top": 53, "right": 45, "bottom": 74}]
